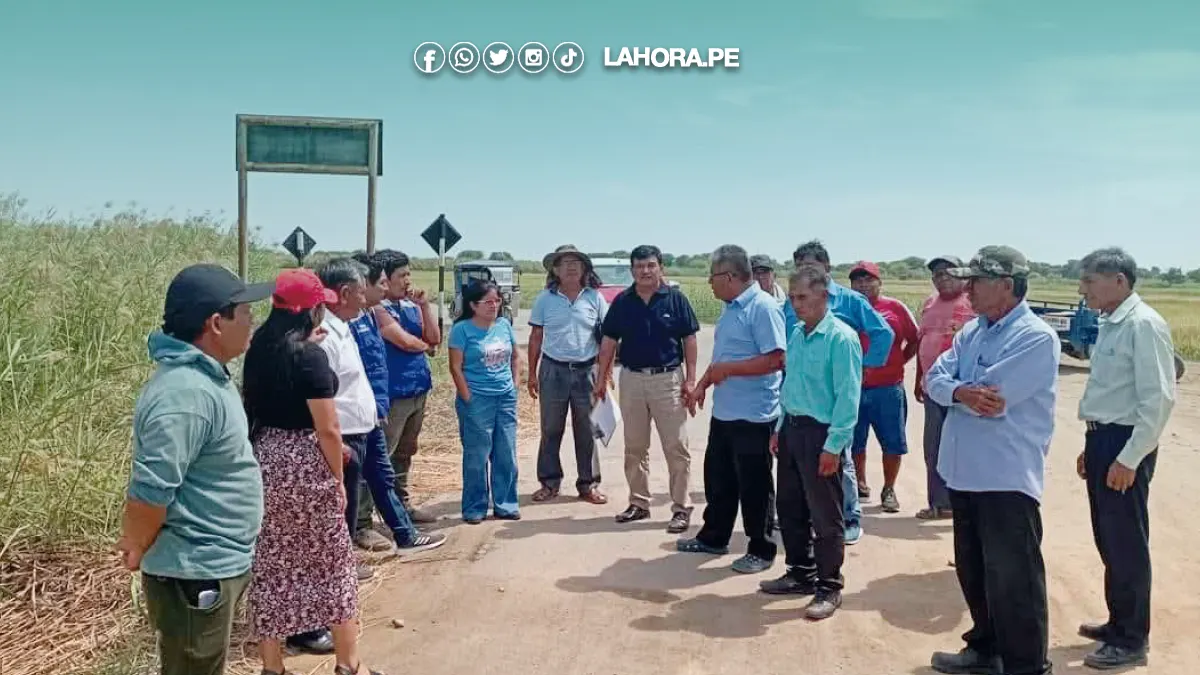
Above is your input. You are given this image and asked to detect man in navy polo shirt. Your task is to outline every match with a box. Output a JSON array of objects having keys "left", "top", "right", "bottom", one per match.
[
  {"left": 595, "top": 245, "right": 701, "bottom": 534},
  {"left": 679, "top": 244, "right": 788, "bottom": 575}
]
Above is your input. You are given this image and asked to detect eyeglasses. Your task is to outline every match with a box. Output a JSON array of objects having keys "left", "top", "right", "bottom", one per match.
[
  {"left": 708, "top": 271, "right": 733, "bottom": 283},
  {"left": 475, "top": 298, "right": 503, "bottom": 306}
]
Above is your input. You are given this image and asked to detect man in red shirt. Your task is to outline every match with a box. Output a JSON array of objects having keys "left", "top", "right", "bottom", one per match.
[
  {"left": 848, "top": 262, "right": 919, "bottom": 513},
  {"left": 913, "top": 255, "right": 974, "bottom": 520}
]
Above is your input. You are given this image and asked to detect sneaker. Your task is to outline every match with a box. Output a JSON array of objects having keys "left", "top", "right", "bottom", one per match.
[
  {"left": 916, "top": 507, "right": 953, "bottom": 520},
  {"left": 286, "top": 628, "right": 334, "bottom": 655},
  {"left": 399, "top": 532, "right": 447, "bottom": 554},
  {"left": 804, "top": 591, "right": 842, "bottom": 620},
  {"left": 930, "top": 648, "right": 1002, "bottom": 674},
  {"left": 406, "top": 504, "right": 438, "bottom": 524},
  {"left": 666, "top": 511, "right": 691, "bottom": 534},
  {"left": 844, "top": 523, "right": 863, "bottom": 545},
  {"left": 494, "top": 511, "right": 521, "bottom": 521},
  {"left": 1083, "top": 644, "right": 1148, "bottom": 670},
  {"left": 675, "top": 537, "right": 728, "bottom": 555},
  {"left": 615, "top": 505, "right": 650, "bottom": 523},
  {"left": 759, "top": 572, "right": 816, "bottom": 595},
  {"left": 731, "top": 554, "right": 773, "bottom": 574},
  {"left": 880, "top": 486, "right": 900, "bottom": 514},
  {"left": 354, "top": 528, "right": 393, "bottom": 552},
  {"left": 858, "top": 484, "right": 871, "bottom": 500}
]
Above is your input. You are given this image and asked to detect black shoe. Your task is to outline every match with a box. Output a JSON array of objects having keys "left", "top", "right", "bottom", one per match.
[
  {"left": 804, "top": 590, "right": 841, "bottom": 620},
  {"left": 615, "top": 505, "right": 650, "bottom": 523},
  {"left": 1084, "top": 644, "right": 1148, "bottom": 670},
  {"left": 666, "top": 511, "right": 690, "bottom": 533},
  {"left": 494, "top": 511, "right": 522, "bottom": 521},
  {"left": 399, "top": 532, "right": 447, "bottom": 554},
  {"left": 930, "top": 648, "right": 1002, "bottom": 674},
  {"left": 759, "top": 572, "right": 817, "bottom": 596},
  {"left": 858, "top": 484, "right": 871, "bottom": 500},
  {"left": 1078, "top": 622, "right": 1111, "bottom": 642},
  {"left": 285, "top": 628, "right": 334, "bottom": 655}
]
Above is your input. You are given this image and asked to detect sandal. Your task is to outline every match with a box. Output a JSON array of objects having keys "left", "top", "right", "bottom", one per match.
[
  {"left": 578, "top": 488, "right": 608, "bottom": 505},
  {"left": 531, "top": 486, "right": 559, "bottom": 502},
  {"left": 335, "top": 664, "right": 385, "bottom": 675},
  {"left": 915, "top": 507, "right": 952, "bottom": 520}
]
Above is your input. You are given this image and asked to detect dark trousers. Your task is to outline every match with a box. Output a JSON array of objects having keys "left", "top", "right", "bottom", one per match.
[
  {"left": 1085, "top": 423, "right": 1156, "bottom": 650},
  {"left": 922, "top": 399, "right": 951, "bottom": 510},
  {"left": 344, "top": 430, "right": 417, "bottom": 546},
  {"left": 696, "top": 418, "right": 777, "bottom": 560},
  {"left": 778, "top": 415, "right": 845, "bottom": 592},
  {"left": 142, "top": 570, "right": 252, "bottom": 675},
  {"left": 949, "top": 489, "right": 1051, "bottom": 675},
  {"left": 536, "top": 358, "right": 600, "bottom": 492}
]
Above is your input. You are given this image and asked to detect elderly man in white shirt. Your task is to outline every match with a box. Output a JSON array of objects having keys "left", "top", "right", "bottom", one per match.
[{"left": 1075, "top": 247, "right": 1177, "bottom": 670}]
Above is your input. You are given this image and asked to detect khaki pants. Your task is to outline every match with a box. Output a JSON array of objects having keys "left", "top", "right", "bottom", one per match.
[
  {"left": 142, "top": 570, "right": 252, "bottom": 675},
  {"left": 619, "top": 368, "right": 691, "bottom": 513},
  {"left": 384, "top": 392, "right": 427, "bottom": 506}
]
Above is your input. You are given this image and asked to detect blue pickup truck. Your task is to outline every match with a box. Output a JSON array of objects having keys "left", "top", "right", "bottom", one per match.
[{"left": 1029, "top": 299, "right": 1185, "bottom": 382}]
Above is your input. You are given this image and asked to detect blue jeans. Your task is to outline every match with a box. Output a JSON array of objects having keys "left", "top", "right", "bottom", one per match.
[
  {"left": 456, "top": 389, "right": 520, "bottom": 520},
  {"left": 841, "top": 451, "right": 862, "bottom": 528},
  {"left": 344, "top": 428, "right": 418, "bottom": 546}
]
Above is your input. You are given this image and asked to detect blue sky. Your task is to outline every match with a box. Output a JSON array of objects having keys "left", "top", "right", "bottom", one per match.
[{"left": 2, "top": 0, "right": 1199, "bottom": 268}]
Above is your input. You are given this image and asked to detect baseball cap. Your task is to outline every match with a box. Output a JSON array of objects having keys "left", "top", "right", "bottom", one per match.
[
  {"left": 272, "top": 267, "right": 338, "bottom": 313},
  {"left": 849, "top": 261, "right": 882, "bottom": 279},
  {"left": 948, "top": 245, "right": 1030, "bottom": 279},
  {"left": 162, "top": 263, "right": 274, "bottom": 336},
  {"left": 750, "top": 254, "right": 774, "bottom": 271},
  {"left": 927, "top": 255, "right": 963, "bottom": 271}
]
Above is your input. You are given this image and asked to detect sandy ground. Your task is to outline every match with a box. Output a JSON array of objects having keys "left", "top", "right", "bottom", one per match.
[{"left": 314, "top": 325, "right": 1199, "bottom": 674}]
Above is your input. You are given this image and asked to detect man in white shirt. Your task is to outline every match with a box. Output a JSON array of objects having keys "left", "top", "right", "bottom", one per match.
[{"left": 1075, "top": 247, "right": 1176, "bottom": 670}]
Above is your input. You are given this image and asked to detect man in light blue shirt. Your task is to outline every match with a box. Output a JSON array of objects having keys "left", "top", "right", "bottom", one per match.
[
  {"left": 1074, "top": 247, "right": 1176, "bottom": 670},
  {"left": 790, "top": 240, "right": 894, "bottom": 544},
  {"left": 758, "top": 266, "right": 862, "bottom": 621},
  {"left": 924, "top": 246, "right": 1057, "bottom": 675},
  {"left": 678, "top": 245, "right": 787, "bottom": 576},
  {"left": 527, "top": 245, "right": 609, "bottom": 505}
]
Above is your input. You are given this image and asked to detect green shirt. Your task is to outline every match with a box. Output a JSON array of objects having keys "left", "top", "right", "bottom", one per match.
[
  {"left": 777, "top": 311, "right": 863, "bottom": 453},
  {"left": 1078, "top": 293, "right": 1177, "bottom": 469}
]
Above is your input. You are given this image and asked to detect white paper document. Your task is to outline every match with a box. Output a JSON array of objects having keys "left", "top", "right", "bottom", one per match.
[{"left": 590, "top": 393, "right": 622, "bottom": 447}]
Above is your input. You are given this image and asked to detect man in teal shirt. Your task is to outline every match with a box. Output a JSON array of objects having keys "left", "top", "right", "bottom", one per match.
[
  {"left": 117, "top": 264, "right": 271, "bottom": 675},
  {"left": 759, "top": 266, "right": 862, "bottom": 622}
]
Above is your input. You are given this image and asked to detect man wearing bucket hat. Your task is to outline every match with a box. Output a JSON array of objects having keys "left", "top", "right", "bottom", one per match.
[
  {"left": 119, "top": 263, "right": 274, "bottom": 675},
  {"left": 925, "top": 245, "right": 1058, "bottom": 675},
  {"left": 528, "top": 245, "right": 609, "bottom": 504}
]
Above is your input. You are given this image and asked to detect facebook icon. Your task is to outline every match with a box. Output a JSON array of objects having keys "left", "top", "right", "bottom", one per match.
[{"left": 413, "top": 42, "right": 445, "bottom": 74}]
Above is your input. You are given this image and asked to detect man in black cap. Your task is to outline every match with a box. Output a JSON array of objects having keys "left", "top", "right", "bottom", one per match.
[
  {"left": 913, "top": 255, "right": 974, "bottom": 520},
  {"left": 751, "top": 254, "right": 787, "bottom": 302},
  {"left": 117, "top": 263, "right": 273, "bottom": 675}
]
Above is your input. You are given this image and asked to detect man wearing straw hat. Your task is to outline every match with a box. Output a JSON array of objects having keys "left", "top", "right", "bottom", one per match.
[{"left": 528, "top": 245, "right": 610, "bottom": 505}]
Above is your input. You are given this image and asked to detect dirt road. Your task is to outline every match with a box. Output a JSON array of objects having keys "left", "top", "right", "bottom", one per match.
[{"left": 348, "top": 325, "right": 1200, "bottom": 675}]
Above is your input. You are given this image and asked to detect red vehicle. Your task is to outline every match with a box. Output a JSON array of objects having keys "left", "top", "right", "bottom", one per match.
[{"left": 591, "top": 257, "right": 679, "bottom": 303}]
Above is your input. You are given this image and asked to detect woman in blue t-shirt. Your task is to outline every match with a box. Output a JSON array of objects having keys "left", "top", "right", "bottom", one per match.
[{"left": 448, "top": 280, "right": 522, "bottom": 523}]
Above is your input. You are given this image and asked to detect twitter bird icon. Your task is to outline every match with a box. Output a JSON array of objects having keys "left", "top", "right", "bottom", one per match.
[{"left": 483, "top": 42, "right": 515, "bottom": 73}]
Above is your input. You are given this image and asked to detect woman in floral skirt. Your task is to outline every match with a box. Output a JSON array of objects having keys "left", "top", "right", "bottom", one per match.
[{"left": 242, "top": 267, "right": 385, "bottom": 675}]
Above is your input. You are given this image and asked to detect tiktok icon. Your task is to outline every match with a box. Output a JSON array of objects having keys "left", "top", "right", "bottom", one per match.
[{"left": 553, "top": 42, "right": 585, "bottom": 74}]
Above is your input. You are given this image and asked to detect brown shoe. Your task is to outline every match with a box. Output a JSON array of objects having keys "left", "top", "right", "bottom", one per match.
[
  {"left": 532, "top": 486, "right": 559, "bottom": 502},
  {"left": 353, "top": 528, "right": 393, "bottom": 552},
  {"left": 405, "top": 505, "right": 438, "bottom": 524},
  {"left": 579, "top": 488, "right": 608, "bottom": 505}
]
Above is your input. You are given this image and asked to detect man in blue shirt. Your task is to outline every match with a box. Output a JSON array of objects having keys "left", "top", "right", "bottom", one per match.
[
  {"left": 528, "top": 245, "right": 609, "bottom": 505},
  {"left": 759, "top": 266, "right": 862, "bottom": 620},
  {"left": 678, "top": 245, "right": 787, "bottom": 575},
  {"left": 925, "top": 246, "right": 1058, "bottom": 675},
  {"left": 788, "top": 241, "right": 894, "bottom": 545}
]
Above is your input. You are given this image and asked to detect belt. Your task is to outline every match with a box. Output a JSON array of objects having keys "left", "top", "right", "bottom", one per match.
[
  {"left": 1085, "top": 420, "right": 1134, "bottom": 432},
  {"left": 624, "top": 365, "right": 679, "bottom": 375},
  {"left": 785, "top": 414, "right": 825, "bottom": 427},
  {"left": 543, "top": 355, "right": 596, "bottom": 370}
]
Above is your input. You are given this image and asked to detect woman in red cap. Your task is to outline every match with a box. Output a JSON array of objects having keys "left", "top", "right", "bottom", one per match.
[{"left": 242, "top": 268, "right": 386, "bottom": 675}]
